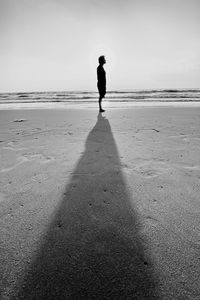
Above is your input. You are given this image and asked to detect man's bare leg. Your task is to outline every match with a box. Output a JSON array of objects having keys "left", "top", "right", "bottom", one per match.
[{"left": 99, "top": 96, "right": 105, "bottom": 112}]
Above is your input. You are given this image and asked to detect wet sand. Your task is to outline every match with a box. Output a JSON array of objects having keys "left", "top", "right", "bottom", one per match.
[{"left": 0, "top": 107, "right": 200, "bottom": 299}]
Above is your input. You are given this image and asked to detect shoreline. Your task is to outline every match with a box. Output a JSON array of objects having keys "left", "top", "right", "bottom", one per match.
[{"left": 1, "top": 100, "right": 200, "bottom": 110}]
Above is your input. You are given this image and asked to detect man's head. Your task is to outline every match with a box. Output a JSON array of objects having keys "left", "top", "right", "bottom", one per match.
[{"left": 98, "top": 55, "right": 106, "bottom": 65}]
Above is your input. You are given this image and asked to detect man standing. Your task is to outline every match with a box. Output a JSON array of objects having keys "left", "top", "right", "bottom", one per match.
[{"left": 97, "top": 55, "right": 106, "bottom": 112}]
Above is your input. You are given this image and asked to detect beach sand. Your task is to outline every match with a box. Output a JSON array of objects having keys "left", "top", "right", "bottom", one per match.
[{"left": 0, "top": 107, "right": 200, "bottom": 299}]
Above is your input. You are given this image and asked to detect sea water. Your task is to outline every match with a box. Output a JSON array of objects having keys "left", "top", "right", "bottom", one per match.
[{"left": 0, "top": 89, "right": 200, "bottom": 109}]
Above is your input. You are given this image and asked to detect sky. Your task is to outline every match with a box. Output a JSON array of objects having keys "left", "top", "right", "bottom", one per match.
[{"left": 0, "top": 0, "right": 200, "bottom": 92}]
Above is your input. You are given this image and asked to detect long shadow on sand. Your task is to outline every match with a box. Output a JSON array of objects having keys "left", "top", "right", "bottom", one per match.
[{"left": 17, "top": 113, "right": 158, "bottom": 299}]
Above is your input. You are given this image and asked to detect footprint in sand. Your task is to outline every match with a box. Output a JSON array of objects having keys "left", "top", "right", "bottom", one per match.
[
  {"left": 182, "top": 165, "right": 200, "bottom": 171},
  {"left": 3, "top": 141, "right": 28, "bottom": 151},
  {"left": 0, "top": 153, "right": 54, "bottom": 173},
  {"left": 22, "top": 153, "right": 54, "bottom": 163},
  {"left": 142, "top": 215, "right": 161, "bottom": 230},
  {"left": 170, "top": 134, "right": 190, "bottom": 142},
  {"left": 13, "top": 119, "right": 27, "bottom": 123},
  {"left": 123, "top": 161, "right": 170, "bottom": 178},
  {"left": 139, "top": 169, "right": 163, "bottom": 178}
]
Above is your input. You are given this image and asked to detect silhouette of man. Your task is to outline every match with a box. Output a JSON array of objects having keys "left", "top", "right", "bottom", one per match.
[{"left": 97, "top": 55, "right": 106, "bottom": 112}]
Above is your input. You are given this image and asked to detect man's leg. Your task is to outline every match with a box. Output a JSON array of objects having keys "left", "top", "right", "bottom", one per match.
[
  {"left": 99, "top": 97, "right": 105, "bottom": 112},
  {"left": 97, "top": 85, "right": 106, "bottom": 112},
  {"left": 99, "top": 96, "right": 102, "bottom": 111}
]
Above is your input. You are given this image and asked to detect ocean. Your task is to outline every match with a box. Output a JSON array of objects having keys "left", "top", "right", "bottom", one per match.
[{"left": 0, "top": 89, "right": 200, "bottom": 109}]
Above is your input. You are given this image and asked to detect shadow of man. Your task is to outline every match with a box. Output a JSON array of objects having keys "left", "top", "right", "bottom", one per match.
[{"left": 17, "top": 113, "right": 158, "bottom": 299}]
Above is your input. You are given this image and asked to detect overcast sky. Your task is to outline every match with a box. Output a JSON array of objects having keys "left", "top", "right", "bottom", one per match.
[{"left": 0, "top": 0, "right": 200, "bottom": 92}]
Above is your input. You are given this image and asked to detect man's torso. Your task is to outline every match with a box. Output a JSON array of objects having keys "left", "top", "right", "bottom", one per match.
[{"left": 97, "top": 65, "right": 106, "bottom": 87}]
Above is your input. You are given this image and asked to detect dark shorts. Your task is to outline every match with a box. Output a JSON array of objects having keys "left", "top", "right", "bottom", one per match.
[{"left": 97, "top": 83, "right": 106, "bottom": 98}]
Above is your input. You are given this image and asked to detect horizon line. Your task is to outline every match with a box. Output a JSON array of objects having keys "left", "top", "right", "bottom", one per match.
[{"left": 1, "top": 88, "right": 200, "bottom": 94}]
